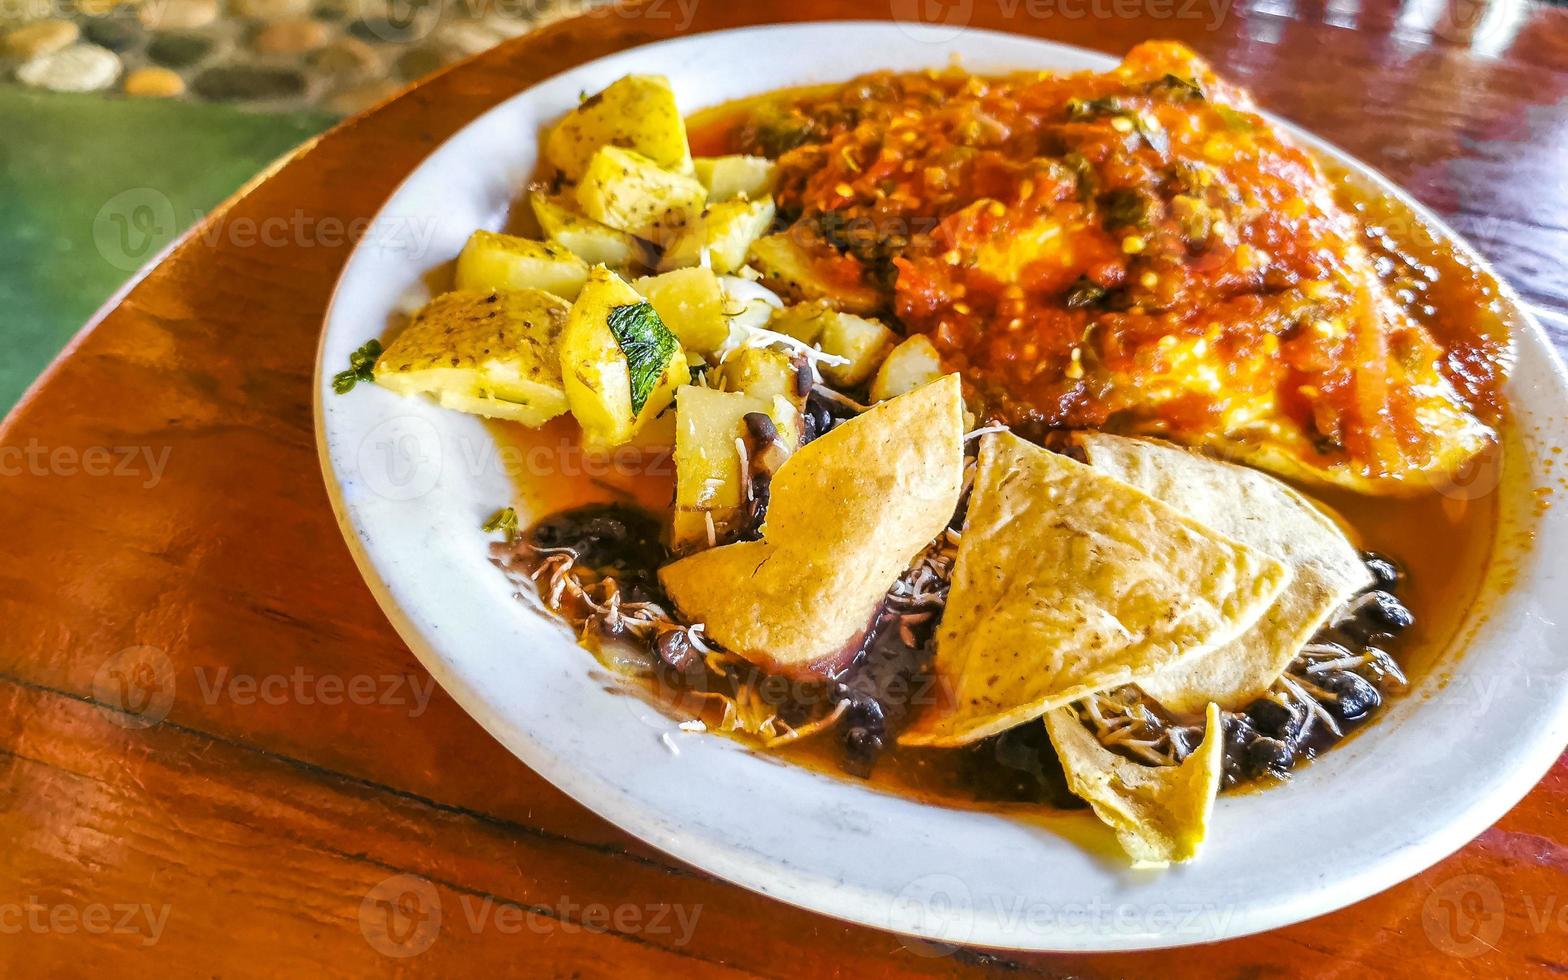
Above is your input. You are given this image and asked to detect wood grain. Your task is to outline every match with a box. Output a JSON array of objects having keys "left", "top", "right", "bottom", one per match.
[{"left": 2, "top": 0, "right": 1566, "bottom": 975}]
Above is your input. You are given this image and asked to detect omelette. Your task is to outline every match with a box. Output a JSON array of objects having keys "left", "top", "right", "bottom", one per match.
[{"left": 745, "top": 41, "right": 1495, "bottom": 494}]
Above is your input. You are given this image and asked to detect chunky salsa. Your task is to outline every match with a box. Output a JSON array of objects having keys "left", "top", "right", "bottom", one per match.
[{"left": 716, "top": 42, "right": 1506, "bottom": 495}]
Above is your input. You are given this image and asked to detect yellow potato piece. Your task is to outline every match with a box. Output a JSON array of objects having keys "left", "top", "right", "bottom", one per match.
[
  {"left": 1077, "top": 434, "right": 1373, "bottom": 712},
  {"left": 559, "top": 267, "right": 687, "bottom": 448},
  {"left": 900, "top": 432, "right": 1288, "bottom": 747},
  {"left": 373, "top": 288, "right": 569, "bottom": 427},
  {"left": 1044, "top": 703, "right": 1224, "bottom": 867},
  {"left": 545, "top": 74, "right": 694, "bottom": 181},
  {"left": 454, "top": 230, "right": 590, "bottom": 300},
  {"left": 659, "top": 375, "right": 965, "bottom": 673},
  {"left": 575, "top": 145, "right": 707, "bottom": 242}
]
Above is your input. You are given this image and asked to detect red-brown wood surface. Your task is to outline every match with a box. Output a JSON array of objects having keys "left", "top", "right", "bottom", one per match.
[{"left": 3, "top": 1, "right": 1566, "bottom": 975}]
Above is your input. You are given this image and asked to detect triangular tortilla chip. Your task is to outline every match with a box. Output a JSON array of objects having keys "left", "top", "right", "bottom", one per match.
[
  {"left": 900, "top": 433, "right": 1287, "bottom": 746},
  {"left": 1078, "top": 434, "right": 1373, "bottom": 713},
  {"left": 659, "top": 375, "right": 964, "bottom": 673},
  {"left": 1044, "top": 702, "right": 1224, "bottom": 866}
]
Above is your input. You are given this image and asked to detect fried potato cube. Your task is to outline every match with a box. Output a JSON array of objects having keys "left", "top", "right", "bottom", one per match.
[
  {"left": 870, "top": 333, "right": 945, "bottom": 402},
  {"left": 631, "top": 266, "right": 730, "bottom": 356},
  {"left": 560, "top": 267, "right": 688, "bottom": 448},
  {"left": 530, "top": 191, "right": 650, "bottom": 271},
  {"left": 374, "top": 288, "right": 570, "bottom": 426},
  {"left": 454, "top": 230, "right": 590, "bottom": 300},
  {"left": 716, "top": 347, "right": 807, "bottom": 413},
  {"left": 545, "top": 74, "right": 694, "bottom": 182},
  {"left": 767, "top": 299, "right": 835, "bottom": 345},
  {"left": 574, "top": 146, "right": 707, "bottom": 242},
  {"left": 658, "top": 197, "right": 777, "bottom": 275},
  {"left": 671, "top": 384, "right": 769, "bottom": 552},
  {"left": 745, "top": 233, "right": 883, "bottom": 314},
  {"left": 693, "top": 155, "right": 778, "bottom": 202},
  {"left": 817, "top": 312, "right": 895, "bottom": 388}
]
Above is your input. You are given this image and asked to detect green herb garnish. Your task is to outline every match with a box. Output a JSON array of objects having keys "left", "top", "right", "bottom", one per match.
[
  {"left": 482, "top": 506, "right": 518, "bottom": 539},
  {"left": 1135, "top": 114, "right": 1170, "bottom": 159},
  {"left": 1065, "top": 96, "right": 1126, "bottom": 120},
  {"left": 333, "top": 338, "right": 383, "bottom": 394},
  {"left": 1148, "top": 74, "right": 1205, "bottom": 101},
  {"left": 1102, "top": 188, "right": 1155, "bottom": 231},
  {"left": 1065, "top": 277, "right": 1108, "bottom": 309},
  {"left": 1214, "top": 105, "right": 1256, "bottom": 133},
  {"left": 606, "top": 302, "right": 678, "bottom": 415}
]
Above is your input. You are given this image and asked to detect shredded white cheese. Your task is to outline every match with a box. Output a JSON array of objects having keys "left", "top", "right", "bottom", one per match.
[{"left": 964, "top": 424, "right": 1009, "bottom": 441}]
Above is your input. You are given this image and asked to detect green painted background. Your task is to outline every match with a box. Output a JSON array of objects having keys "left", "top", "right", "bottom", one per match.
[{"left": 0, "top": 90, "right": 333, "bottom": 412}]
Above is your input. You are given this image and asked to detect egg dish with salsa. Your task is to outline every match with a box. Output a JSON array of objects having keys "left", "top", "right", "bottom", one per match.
[{"left": 345, "top": 41, "right": 1511, "bottom": 866}]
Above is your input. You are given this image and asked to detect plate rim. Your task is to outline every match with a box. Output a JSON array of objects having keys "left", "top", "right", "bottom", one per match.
[{"left": 313, "top": 21, "right": 1568, "bottom": 952}]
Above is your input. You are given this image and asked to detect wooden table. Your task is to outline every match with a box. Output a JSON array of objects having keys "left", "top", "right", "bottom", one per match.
[{"left": 3, "top": 1, "right": 1566, "bottom": 975}]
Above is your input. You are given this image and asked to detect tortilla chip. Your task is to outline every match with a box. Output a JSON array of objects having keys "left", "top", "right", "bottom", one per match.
[
  {"left": 1078, "top": 434, "right": 1373, "bottom": 713},
  {"left": 900, "top": 433, "right": 1287, "bottom": 746},
  {"left": 659, "top": 375, "right": 964, "bottom": 673},
  {"left": 1044, "top": 702, "right": 1224, "bottom": 866}
]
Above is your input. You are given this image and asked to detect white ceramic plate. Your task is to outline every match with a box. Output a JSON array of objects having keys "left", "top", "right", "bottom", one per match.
[{"left": 315, "top": 23, "right": 1568, "bottom": 951}]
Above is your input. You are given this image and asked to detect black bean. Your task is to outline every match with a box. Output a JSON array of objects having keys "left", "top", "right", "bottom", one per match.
[
  {"left": 1244, "top": 736, "right": 1296, "bottom": 777},
  {"left": 804, "top": 400, "right": 834, "bottom": 441},
  {"left": 840, "top": 693, "right": 888, "bottom": 779},
  {"left": 1362, "top": 631, "right": 1399, "bottom": 650},
  {"left": 1361, "top": 551, "right": 1404, "bottom": 590},
  {"left": 1364, "top": 590, "right": 1415, "bottom": 631},
  {"left": 841, "top": 726, "right": 884, "bottom": 778},
  {"left": 1244, "top": 697, "right": 1300, "bottom": 741},
  {"left": 527, "top": 503, "right": 665, "bottom": 572},
  {"left": 742, "top": 411, "right": 778, "bottom": 447},
  {"left": 1220, "top": 716, "right": 1258, "bottom": 787},
  {"left": 792, "top": 358, "right": 814, "bottom": 398},
  {"left": 840, "top": 693, "right": 887, "bottom": 731},
  {"left": 1320, "top": 671, "right": 1381, "bottom": 721},
  {"left": 654, "top": 629, "right": 696, "bottom": 671}
]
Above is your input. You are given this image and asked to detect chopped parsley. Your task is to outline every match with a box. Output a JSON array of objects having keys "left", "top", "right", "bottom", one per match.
[
  {"left": 1148, "top": 74, "right": 1205, "bottom": 101},
  {"left": 1065, "top": 277, "right": 1108, "bottom": 309},
  {"left": 333, "top": 338, "right": 382, "bottom": 394},
  {"left": 606, "top": 302, "right": 678, "bottom": 415},
  {"left": 482, "top": 506, "right": 519, "bottom": 539},
  {"left": 1065, "top": 96, "right": 1126, "bottom": 120},
  {"left": 1214, "top": 104, "right": 1257, "bottom": 133}
]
